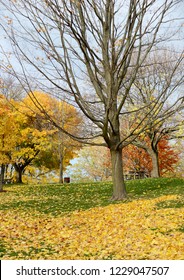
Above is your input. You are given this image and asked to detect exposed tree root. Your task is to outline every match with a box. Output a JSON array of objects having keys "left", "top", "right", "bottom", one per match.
[{"left": 110, "top": 194, "right": 128, "bottom": 201}]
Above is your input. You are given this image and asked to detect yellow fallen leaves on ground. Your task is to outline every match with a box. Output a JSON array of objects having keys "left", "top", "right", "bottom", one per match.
[{"left": 0, "top": 195, "right": 183, "bottom": 259}]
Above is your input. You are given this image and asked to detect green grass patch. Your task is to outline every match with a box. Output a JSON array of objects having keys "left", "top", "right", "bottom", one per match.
[
  {"left": 0, "top": 182, "right": 113, "bottom": 216},
  {"left": 178, "top": 225, "right": 184, "bottom": 233},
  {"left": 0, "top": 241, "right": 7, "bottom": 257},
  {"left": 0, "top": 178, "right": 183, "bottom": 216},
  {"left": 126, "top": 177, "right": 184, "bottom": 198},
  {"left": 156, "top": 199, "right": 184, "bottom": 209}
]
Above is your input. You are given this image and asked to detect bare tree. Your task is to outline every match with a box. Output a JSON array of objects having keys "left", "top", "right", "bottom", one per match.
[
  {"left": 0, "top": 0, "right": 183, "bottom": 199},
  {"left": 127, "top": 50, "right": 184, "bottom": 177}
]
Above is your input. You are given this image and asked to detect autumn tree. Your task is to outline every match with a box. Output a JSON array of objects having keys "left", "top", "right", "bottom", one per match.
[
  {"left": 0, "top": 0, "right": 183, "bottom": 199},
  {"left": 25, "top": 92, "right": 82, "bottom": 183},
  {"left": 0, "top": 94, "right": 21, "bottom": 189},
  {"left": 13, "top": 92, "right": 81, "bottom": 183},
  {"left": 0, "top": 95, "right": 16, "bottom": 190},
  {"left": 123, "top": 144, "right": 152, "bottom": 177},
  {"left": 0, "top": 76, "right": 25, "bottom": 189},
  {"left": 123, "top": 138, "right": 179, "bottom": 177},
  {"left": 0, "top": 91, "right": 81, "bottom": 184},
  {"left": 158, "top": 138, "right": 179, "bottom": 176},
  {"left": 9, "top": 98, "right": 54, "bottom": 183}
]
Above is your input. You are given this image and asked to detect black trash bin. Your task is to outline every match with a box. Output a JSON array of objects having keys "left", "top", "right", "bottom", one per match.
[{"left": 64, "top": 177, "right": 70, "bottom": 183}]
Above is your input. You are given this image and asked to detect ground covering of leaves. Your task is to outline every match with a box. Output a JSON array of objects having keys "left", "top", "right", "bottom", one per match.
[{"left": 0, "top": 178, "right": 184, "bottom": 260}]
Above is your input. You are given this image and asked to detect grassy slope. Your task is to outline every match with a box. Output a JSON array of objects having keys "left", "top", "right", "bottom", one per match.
[
  {"left": 0, "top": 178, "right": 183, "bottom": 215},
  {"left": 0, "top": 178, "right": 184, "bottom": 259}
]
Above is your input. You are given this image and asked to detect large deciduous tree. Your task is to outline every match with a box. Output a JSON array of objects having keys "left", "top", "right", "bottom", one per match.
[
  {"left": 13, "top": 91, "right": 81, "bottom": 183},
  {"left": 0, "top": 0, "right": 183, "bottom": 199},
  {"left": 7, "top": 94, "right": 54, "bottom": 183}
]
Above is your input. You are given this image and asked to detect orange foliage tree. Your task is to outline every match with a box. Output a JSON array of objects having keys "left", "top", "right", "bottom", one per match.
[
  {"left": 68, "top": 137, "right": 178, "bottom": 182},
  {"left": 123, "top": 145, "right": 152, "bottom": 177},
  {"left": 158, "top": 138, "right": 179, "bottom": 176},
  {"left": 123, "top": 138, "right": 179, "bottom": 177}
]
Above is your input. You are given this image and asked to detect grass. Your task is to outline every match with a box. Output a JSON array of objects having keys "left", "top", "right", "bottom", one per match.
[
  {"left": 0, "top": 177, "right": 184, "bottom": 259},
  {"left": 0, "top": 177, "right": 183, "bottom": 216}
]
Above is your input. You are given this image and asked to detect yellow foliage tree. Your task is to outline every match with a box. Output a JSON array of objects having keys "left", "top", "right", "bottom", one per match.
[
  {"left": 0, "top": 91, "right": 82, "bottom": 184},
  {"left": 17, "top": 91, "right": 82, "bottom": 183},
  {"left": 0, "top": 95, "right": 20, "bottom": 190}
]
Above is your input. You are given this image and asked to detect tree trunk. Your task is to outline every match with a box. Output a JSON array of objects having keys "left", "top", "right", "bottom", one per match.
[
  {"left": 150, "top": 149, "right": 160, "bottom": 178},
  {"left": 0, "top": 175, "right": 3, "bottom": 192},
  {"left": 59, "top": 147, "right": 64, "bottom": 183},
  {"left": 0, "top": 164, "right": 5, "bottom": 192},
  {"left": 110, "top": 148, "right": 127, "bottom": 200},
  {"left": 16, "top": 169, "right": 23, "bottom": 183},
  {"left": 59, "top": 156, "right": 63, "bottom": 184},
  {"left": 14, "top": 165, "right": 24, "bottom": 184}
]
